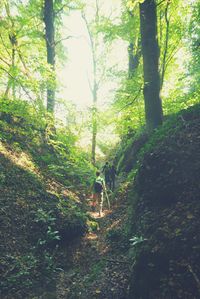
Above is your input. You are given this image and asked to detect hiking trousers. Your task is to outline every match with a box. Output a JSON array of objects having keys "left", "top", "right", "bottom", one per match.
[{"left": 93, "top": 192, "right": 104, "bottom": 215}]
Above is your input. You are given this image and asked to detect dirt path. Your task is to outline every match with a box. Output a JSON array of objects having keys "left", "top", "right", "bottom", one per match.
[{"left": 56, "top": 195, "right": 131, "bottom": 299}]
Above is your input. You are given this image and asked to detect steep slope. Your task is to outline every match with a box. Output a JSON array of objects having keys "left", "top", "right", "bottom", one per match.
[
  {"left": 0, "top": 100, "right": 91, "bottom": 298},
  {"left": 128, "top": 105, "right": 200, "bottom": 298}
]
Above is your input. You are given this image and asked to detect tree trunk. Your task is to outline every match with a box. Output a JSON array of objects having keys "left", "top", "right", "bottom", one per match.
[
  {"left": 139, "top": 0, "right": 163, "bottom": 131},
  {"left": 44, "top": 0, "right": 56, "bottom": 113},
  {"left": 91, "top": 79, "right": 97, "bottom": 165},
  {"left": 82, "top": 7, "right": 99, "bottom": 166},
  {"left": 161, "top": 1, "right": 170, "bottom": 88},
  {"left": 91, "top": 106, "right": 97, "bottom": 165},
  {"left": 128, "top": 40, "right": 141, "bottom": 78},
  {"left": 11, "top": 39, "right": 16, "bottom": 99},
  {"left": 5, "top": 33, "right": 16, "bottom": 99}
]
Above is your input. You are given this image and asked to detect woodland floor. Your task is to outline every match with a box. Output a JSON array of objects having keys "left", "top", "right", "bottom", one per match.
[{"left": 54, "top": 192, "right": 131, "bottom": 299}]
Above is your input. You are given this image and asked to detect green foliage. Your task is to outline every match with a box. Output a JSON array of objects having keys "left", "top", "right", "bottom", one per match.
[
  {"left": 132, "top": 103, "right": 200, "bottom": 208},
  {"left": 137, "top": 103, "right": 200, "bottom": 165},
  {"left": 127, "top": 103, "right": 200, "bottom": 299},
  {"left": 115, "top": 126, "right": 147, "bottom": 175},
  {"left": 85, "top": 260, "right": 106, "bottom": 284},
  {"left": 34, "top": 208, "right": 56, "bottom": 224},
  {"left": 129, "top": 235, "right": 147, "bottom": 247},
  {"left": 0, "top": 97, "right": 94, "bottom": 189},
  {"left": 34, "top": 209, "right": 60, "bottom": 246},
  {"left": 58, "top": 197, "right": 87, "bottom": 224},
  {"left": 0, "top": 0, "right": 71, "bottom": 106},
  {"left": 106, "top": 221, "right": 131, "bottom": 252},
  {"left": 128, "top": 235, "right": 148, "bottom": 264},
  {"left": 0, "top": 97, "right": 94, "bottom": 297},
  {"left": 1, "top": 1, "right": 200, "bottom": 297},
  {"left": 114, "top": 76, "right": 145, "bottom": 135},
  {"left": 1, "top": 253, "right": 38, "bottom": 292},
  {"left": 187, "top": 1, "right": 200, "bottom": 90},
  {"left": 106, "top": 227, "right": 123, "bottom": 241},
  {"left": 116, "top": 102, "right": 200, "bottom": 183},
  {"left": 126, "top": 0, "right": 145, "bottom": 12},
  {"left": 112, "top": 0, "right": 199, "bottom": 139},
  {"left": 0, "top": 97, "right": 46, "bottom": 126},
  {"left": 87, "top": 219, "right": 99, "bottom": 232}
]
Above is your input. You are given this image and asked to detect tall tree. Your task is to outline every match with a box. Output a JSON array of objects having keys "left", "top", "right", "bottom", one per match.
[
  {"left": 139, "top": 0, "right": 163, "bottom": 131},
  {"left": 81, "top": 0, "right": 111, "bottom": 165},
  {"left": 128, "top": 39, "right": 141, "bottom": 78},
  {"left": 127, "top": 10, "right": 141, "bottom": 79},
  {"left": 157, "top": 0, "right": 183, "bottom": 90},
  {"left": 186, "top": 0, "right": 200, "bottom": 92},
  {"left": 82, "top": 11, "right": 98, "bottom": 165},
  {"left": 3, "top": 1, "right": 18, "bottom": 99},
  {"left": 160, "top": 0, "right": 170, "bottom": 88},
  {"left": 44, "top": 0, "right": 56, "bottom": 113},
  {"left": 0, "top": 0, "right": 55, "bottom": 104}
]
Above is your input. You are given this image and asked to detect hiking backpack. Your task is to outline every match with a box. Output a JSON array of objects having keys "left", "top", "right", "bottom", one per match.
[{"left": 94, "top": 178, "right": 103, "bottom": 193}]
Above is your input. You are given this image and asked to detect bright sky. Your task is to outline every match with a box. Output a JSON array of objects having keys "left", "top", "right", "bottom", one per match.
[
  {"left": 56, "top": 1, "right": 125, "bottom": 154},
  {"left": 58, "top": 11, "right": 92, "bottom": 108},
  {"left": 58, "top": 0, "right": 127, "bottom": 110}
]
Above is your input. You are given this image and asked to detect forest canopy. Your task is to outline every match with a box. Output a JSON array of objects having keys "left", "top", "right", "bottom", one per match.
[
  {"left": 1, "top": 0, "right": 200, "bottom": 298},
  {"left": 0, "top": 0, "right": 199, "bottom": 162}
]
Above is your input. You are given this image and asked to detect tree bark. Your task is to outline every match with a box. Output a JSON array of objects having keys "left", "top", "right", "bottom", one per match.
[
  {"left": 91, "top": 104, "right": 97, "bottom": 165},
  {"left": 128, "top": 40, "right": 141, "bottom": 78},
  {"left": 82, "top": 7, "right": 99, "bottom": 166},
  {"left": 11, "top": 33, "right": 16, "bottom": 99},
  {"left": 91, "top": 41, "right": 98, "bottom": 165},
  {"left": 4, "top": 2, "right": 17, "bottom": 99},
  {"left": 139, "top": 0, "right": 163, "bottom": 131},
  {"left": 44, "top": 0, "right": 56, "bottom": 113},
  {"left": 161, "top": 1, "right": 170, "bottom": 88}
]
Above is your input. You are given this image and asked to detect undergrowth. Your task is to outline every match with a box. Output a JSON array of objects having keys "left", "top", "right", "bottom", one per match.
[{"left": 0, "top": 98, "right": 94, "bottom": 298}]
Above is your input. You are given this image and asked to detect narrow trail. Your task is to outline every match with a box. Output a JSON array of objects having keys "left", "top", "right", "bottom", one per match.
[{"left": 56, "top": 193, "right": 131, "bottom": 299}]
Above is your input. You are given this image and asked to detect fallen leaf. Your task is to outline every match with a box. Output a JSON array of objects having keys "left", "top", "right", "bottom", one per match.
[{"left": 187, "top": 213, "right": 194, "bottom": 219}]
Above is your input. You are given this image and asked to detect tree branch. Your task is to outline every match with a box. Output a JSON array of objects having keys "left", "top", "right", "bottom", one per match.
[
  {"left": 156, "top": 0, "right": 167, "bottom": 7},
  {"left": 0, "top": 33, "right": 11, "bottom": 58},
  {"left": 0, "top": 57, "right": 11, "bottom": 67},
  {"left": 86, "top": 71, "right": 93, "bottom": 94},
  {"left": 55, "top": 35, "right": 73, "bottom": 46},
  {"left": 54, "top": 3, "right": 81, "bottom": 16},
  {"left": 118, "top": 85, "right": 143, "bottom": 112},
  {"left": 0, "top": 66, "right": 35, "bottom": 103},
  {"left": 165, "top": 40, "right": 181, "bottom": 70}
]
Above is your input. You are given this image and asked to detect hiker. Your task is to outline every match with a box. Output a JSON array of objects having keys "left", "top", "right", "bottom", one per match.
[
  {"left": 110, "top": 164, "right": 117, "bottom": 191},
  {"left": 102, "top": 161, "right": 111, "bottom": 189},
  {"left": 92, "top": 171, "right": 106, "bottom": 216}
]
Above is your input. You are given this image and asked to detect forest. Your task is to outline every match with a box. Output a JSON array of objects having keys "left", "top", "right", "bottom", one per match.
[{"left": 0, "top": 0, "right": 200, "bottom": 298}]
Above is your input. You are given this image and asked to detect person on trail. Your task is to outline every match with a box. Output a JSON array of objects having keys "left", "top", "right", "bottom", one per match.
[
  {"left": 110, "top": 164, "right": 117, "bottom": 191},
  {"left": 102, "top": 161, "right": 111, "bottom": 189},
  {"left": 92, "top": 171, "right": 106, "bottom": 216}
]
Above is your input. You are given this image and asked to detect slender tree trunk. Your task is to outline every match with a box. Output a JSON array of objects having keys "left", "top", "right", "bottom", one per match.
[
  {"left": 82, "top": 5, "right": 99, "bottom": 166},
  {"left": 91, "top": 105, "right": 97, "bottom": 165},
  {"left": 139, "top": 0, "right": 163, "bottom": 131},
  {"left": 161, "top": 1, "right": 170, "bottom": 88},
  {"left": 44, "top": 0, "right": 56, "bottom": 113},
  {"left": 91, "top": 64, "right": 98, "bottom": 165},
  {"left": 4, "top": 34, "right": 16, "bottom": 99},
  {"left": 11, "top": 41, "right": 16, "bottom": 99},
  {"left": 4, "top": 2, "right": 17, "bottom": 99},
  {"left": 91, "top": 1, "right": 99, "bottom": 166},
  {"left": 128, "top": 40, "right": 141, "bottom": 78}
]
